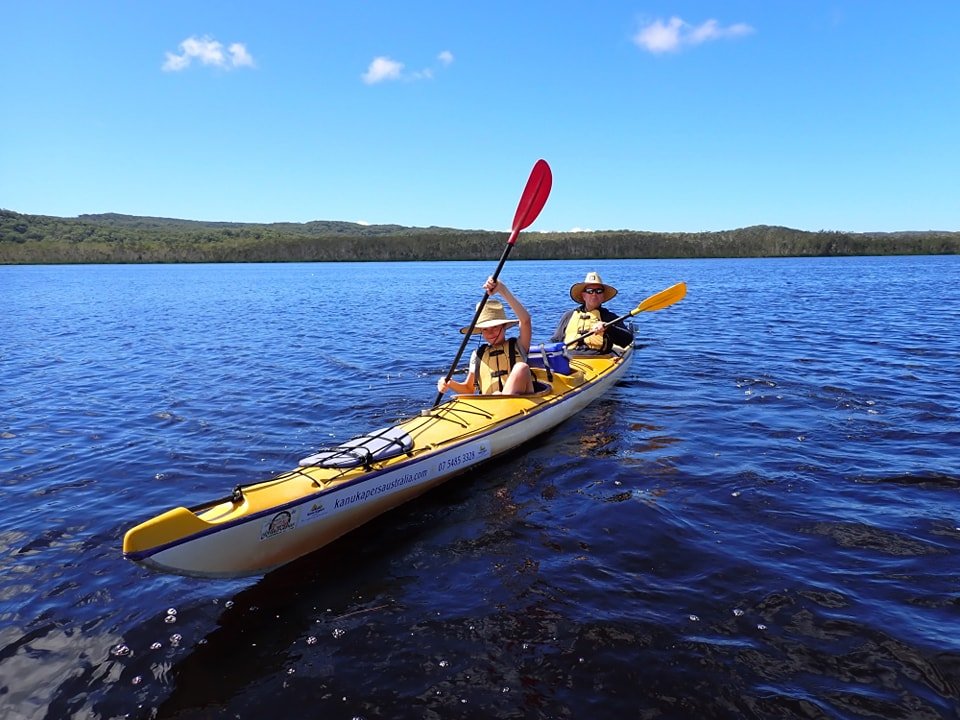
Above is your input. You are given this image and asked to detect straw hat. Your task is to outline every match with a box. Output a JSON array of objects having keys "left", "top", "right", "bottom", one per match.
[
  {"left": 460, "top": 299, "right": 520, "bottom": 334},
  {"left": 569, "top": 271, "right": 618, "bottom": 303}
]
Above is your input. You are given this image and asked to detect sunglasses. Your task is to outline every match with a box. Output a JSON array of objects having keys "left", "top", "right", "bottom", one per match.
[{"left": 582, "top": 288, "right": 605, "bottom": 295}]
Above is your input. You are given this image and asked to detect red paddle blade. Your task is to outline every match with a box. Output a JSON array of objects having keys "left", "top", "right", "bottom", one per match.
[{"left": 509, "top": 159, "right": 552, "bottom": 242}]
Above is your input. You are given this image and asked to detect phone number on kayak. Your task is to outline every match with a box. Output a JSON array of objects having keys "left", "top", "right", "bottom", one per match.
[{"left": 436, "top": 449, "right": 477, "bottom": 473}]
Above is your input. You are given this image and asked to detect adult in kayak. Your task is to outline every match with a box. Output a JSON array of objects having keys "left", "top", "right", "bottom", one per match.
[
  {"left": 437, "top": 277, "right": 534, "bottom": 396},
  {"left": 549, "top": 271, "right": 634, "bottom": 354}
]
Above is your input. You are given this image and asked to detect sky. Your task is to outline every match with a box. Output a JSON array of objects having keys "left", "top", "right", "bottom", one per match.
[{"left": 2, "top": 1, "right": 957, "bottom": 233}]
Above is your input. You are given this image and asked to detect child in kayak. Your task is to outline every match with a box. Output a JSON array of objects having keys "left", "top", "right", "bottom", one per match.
[{"left": 437, "top": 277, "right": 534, "bottom": 396}]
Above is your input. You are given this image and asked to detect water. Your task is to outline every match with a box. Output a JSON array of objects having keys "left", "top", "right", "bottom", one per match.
[{"left": 2, "top": 256, "right": 959, "bottom": 719}]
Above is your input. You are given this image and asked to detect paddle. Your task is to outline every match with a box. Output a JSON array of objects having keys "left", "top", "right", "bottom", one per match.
[
  {"left": 565, "top": 281, "right": 687, "bottom": 347},
  {"left": 432, "top": 159, "right": 553, "bottom": 407}
]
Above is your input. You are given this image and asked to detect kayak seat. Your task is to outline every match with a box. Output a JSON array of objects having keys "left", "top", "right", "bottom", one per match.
[{"left": 299, "top": 425, "right": 415, "bottom": 468}]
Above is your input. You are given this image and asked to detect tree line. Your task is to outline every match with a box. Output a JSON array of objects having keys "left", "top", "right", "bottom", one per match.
[{"left": 1, "top": 209, "right": 957, "bottom": 264}]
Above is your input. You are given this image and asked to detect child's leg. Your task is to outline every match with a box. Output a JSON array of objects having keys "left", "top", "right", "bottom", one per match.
[{"left": 501, "top": 362, "right": 534, "bottom": 395}]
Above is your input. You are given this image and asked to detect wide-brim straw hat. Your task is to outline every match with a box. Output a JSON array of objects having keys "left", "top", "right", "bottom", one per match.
[
  {"left": 460, "top": 299, "right": 520, "bottom": 334},
  {"left": 569, "top": 271, "right": 618, "bottom": 303}
]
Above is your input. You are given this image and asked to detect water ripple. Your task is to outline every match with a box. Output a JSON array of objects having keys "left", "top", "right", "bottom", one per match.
[{"left": 1, "top": 257, "right": 959, "bottom": 718}]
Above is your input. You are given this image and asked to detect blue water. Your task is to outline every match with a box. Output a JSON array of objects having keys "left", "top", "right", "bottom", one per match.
[{"left": 2, "top": 256, "right": 959, "bottom": 719}]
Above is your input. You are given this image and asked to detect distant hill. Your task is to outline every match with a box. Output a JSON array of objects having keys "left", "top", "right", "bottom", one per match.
[
  {"left": 1, "top": 209, "right": 957, "bottom": 264},
  {"left": 74, "top": 212, "right": 418, "bottom": 236}
]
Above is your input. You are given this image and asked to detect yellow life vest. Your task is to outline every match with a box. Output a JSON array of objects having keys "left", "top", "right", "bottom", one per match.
[
  {"left": 473, "top": 338, "right": 525, "bottom": 394},
  {"left": 563, "top": 308, "right": 607, "bottom": 351}
]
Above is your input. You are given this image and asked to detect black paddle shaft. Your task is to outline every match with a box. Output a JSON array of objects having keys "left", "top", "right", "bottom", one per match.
[{"left": 431, "top": 242, "right": 515, "bottom": 408}]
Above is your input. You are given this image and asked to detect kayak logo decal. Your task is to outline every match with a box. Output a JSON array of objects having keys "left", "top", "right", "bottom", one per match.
[
  {"left": 260, "top": 508, "right": 299, "bottom": 541},
  {"left": 304, "top": 501, "right": 325, "bottom": 522}
]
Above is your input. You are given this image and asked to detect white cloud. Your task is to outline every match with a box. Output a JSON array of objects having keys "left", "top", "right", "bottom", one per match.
[
  {"left": 633, "top": 17, "right": 754, "bottom": 54},
  {"left": 362, "top": 56, "right": 404, "bottom": 84},
  {"left": 228, "top": 42, "right": 255, "bottom": 68},
  {"left": 162, "top": 35, "right": 256, "bottom": 72},
  {"left": 162, "top": 53, "right": 190, "bottom": 72},
  {"left": 362, "top": 50, "right": 454, "bottom": 84}
]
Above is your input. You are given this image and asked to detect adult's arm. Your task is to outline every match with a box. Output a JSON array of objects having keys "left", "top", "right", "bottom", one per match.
[
  {"left": 549, "top": 309, "right": 575, "bottom": 344},
  {"left": 601, "top": 307, "right": 634, "bottom": 348}
]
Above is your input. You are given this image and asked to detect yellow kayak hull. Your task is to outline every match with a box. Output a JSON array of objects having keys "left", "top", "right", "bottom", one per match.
[{"left": 123, "top": 347, "right": 633, "bottom": 577}]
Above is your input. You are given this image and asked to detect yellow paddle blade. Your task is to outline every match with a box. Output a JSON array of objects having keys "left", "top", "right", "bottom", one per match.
[{"left": 631, "top": 281, "right": 687, "bottom": 315}]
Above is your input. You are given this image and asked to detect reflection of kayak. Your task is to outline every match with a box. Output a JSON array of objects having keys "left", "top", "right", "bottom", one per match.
[{"left": 122, "top": 345, "right": 634, "bottom": 578}]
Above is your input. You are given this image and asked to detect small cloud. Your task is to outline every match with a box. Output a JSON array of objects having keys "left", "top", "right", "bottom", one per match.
[
  {"left": 356, "top": 220, "right": 371, "bottom": 226},
  {"left": 228, "top": 42, "right": 255, "bottom": 68},
  {"left": 362, "top": 50, "right": 453, "bottom": 84},
  {"left": 362, "top": 56, "right": 404, "bottom": 84},
  {"left": 163, "top": 35, "right": 256, "bottom": 71},
  {"left": 410, "top": 68, "right": 434, "bottom": 81},
  {"left": 633, "top": 16, "right": 753, "bottom": 54}
]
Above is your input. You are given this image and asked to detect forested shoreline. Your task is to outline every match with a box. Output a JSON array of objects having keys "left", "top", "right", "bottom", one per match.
[{"left": 2, "top": 209, "right": 957, "bottom": 264}]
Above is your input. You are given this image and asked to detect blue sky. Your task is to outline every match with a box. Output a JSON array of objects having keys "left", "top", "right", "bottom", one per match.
[{"left": 2, "top": 2, "right": 957, "bottom": 233}]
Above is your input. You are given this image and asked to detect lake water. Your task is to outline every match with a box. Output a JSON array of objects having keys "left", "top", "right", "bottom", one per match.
[{"left": 1, "top": 256, "right": 959, "bottom": 719}]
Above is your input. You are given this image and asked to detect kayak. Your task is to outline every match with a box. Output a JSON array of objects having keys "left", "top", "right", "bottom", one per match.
[{"left": 122, "top": 345, "right": 634, "bottom": 578}]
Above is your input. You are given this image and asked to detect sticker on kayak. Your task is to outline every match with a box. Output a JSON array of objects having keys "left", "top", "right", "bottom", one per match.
[
  {"left": 303, "top": 500, "right": 325, "bottom": 523},
  {"left": 433, "top": 441, "right": 491, "bottom": 473},
  {"left": 260, "top": 508, "right": 299, "bottom": 541},
  {"left": 300, "top": 439, "right": 491, "bottom": 523}
]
